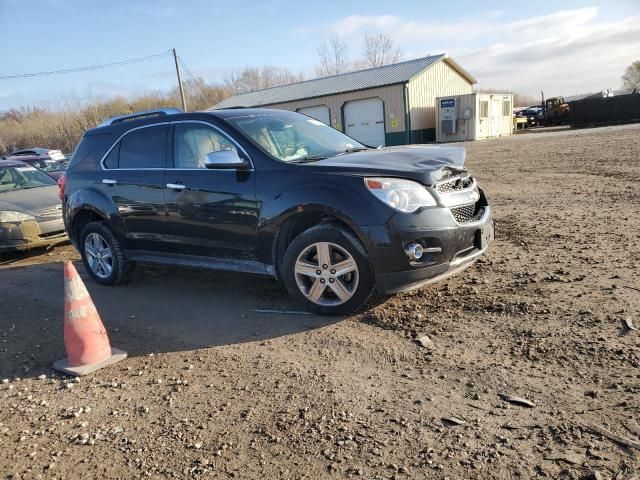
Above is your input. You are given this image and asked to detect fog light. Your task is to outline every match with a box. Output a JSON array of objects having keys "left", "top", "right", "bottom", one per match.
[{"left": 405, "top": 242, "right": 424, "bottom": 261}]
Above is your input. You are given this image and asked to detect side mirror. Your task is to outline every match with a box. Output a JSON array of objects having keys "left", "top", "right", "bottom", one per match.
[{"left": 204, "top": 150, "right": 249, "bottom": 169}]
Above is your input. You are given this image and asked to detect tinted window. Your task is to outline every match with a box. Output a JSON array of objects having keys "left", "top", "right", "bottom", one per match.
[
  {"left": 103, "top": 143, "right": 119, "bottom": 169},
  {"left": 67, "top": 133, "right": 113, "bottom": 170},
  {"left": 173, "top": 123, "right": 237, "bottom": 169},
  {"left": 118, "top": 125, "right": 168, "bottom": 169}
]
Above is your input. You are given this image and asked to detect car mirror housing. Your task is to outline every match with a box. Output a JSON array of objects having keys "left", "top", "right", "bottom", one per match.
[{"left": 204, "top": 150, "right": 249, "bottom": 170}]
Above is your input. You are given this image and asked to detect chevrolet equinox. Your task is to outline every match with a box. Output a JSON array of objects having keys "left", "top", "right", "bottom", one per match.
[{"left": 61, "top": 108, "right": 494, "bottom": 315}]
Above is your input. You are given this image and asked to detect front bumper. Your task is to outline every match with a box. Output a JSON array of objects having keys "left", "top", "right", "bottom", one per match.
[
  {"left": 0, "top": 218, "right": 68, "bottom": 253},
  {"left": 375, "top": 239, "right": 491, "bottom": 294},
  {"left": 363, "top": 199, "right": 494, "bottom": 294}
]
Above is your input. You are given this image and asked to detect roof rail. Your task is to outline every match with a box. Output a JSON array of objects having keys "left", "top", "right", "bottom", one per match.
[{"left": 99, "top": 108, "right": 182, "bottom": 127}]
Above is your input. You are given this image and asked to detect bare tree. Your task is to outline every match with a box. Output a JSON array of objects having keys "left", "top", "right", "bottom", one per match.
[
  {"left": 316, "top": 36, "right": 350, "bottom": 77},
  {"left": 0, "top": 62, "right": 308, "bottom": 155},
  {"left": 622, "top": 60, "right": 640, "bottom": 91},
  {"left": 0, "top": 79, "right": 237, "bottom": 154},
  {"left": 226, "top": 66, "right": 305, "bottom": 94},
  {"left": 362, "top": 32, "right": 403, "bottom": 68}
]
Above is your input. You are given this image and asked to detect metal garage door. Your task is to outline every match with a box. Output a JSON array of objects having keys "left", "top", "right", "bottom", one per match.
[
  {"left": 344, "top": 98, "right": 385, "bottom": 147},
  {"left": 297, "top": 105, "right": 330, "bottom": 125}
]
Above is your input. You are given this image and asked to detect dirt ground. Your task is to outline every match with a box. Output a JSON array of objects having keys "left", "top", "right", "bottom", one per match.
[{"left": 1, "top": 124, "right": 639, "bottom": 479}]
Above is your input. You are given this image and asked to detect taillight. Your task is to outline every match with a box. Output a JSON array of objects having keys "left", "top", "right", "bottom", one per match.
[{"left": 57, "top": 174, "right": 66, "bottom": 201}]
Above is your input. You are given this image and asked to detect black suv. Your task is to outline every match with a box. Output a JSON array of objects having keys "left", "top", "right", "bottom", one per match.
[{"left": 61, "top": 108, "right": 493, "bottom": 315}]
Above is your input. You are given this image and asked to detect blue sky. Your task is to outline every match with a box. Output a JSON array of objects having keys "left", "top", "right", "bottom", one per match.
[{"left": 1, "top": 0, "right": 639, "bottom": 110}]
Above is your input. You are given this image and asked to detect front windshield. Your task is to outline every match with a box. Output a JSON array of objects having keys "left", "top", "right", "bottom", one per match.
[
  {"left": 226, "top": 110, "right": 366, "bottom": 162},
  {"left": 0, "top": 165, "right": 57, "bottom": 193}
]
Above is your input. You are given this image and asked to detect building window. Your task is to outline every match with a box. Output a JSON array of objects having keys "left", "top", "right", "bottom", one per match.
[
  {"left": 479, "top": 101, "right": 489, "bottom": 118},
  {"left": 502, "top": 100, "right": 511, "bottom": 116}
]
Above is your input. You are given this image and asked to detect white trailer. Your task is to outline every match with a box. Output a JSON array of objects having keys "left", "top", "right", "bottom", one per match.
[{"left": 436, "top": 93, "right": 513, "bottom": 142}]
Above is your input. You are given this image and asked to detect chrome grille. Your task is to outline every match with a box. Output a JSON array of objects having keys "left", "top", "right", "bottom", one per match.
[
  {"left": 437, "top": 176, "right": 474, "bottom": 194},
  {"left": 34, "top": 206, "right": 62, "bottom": 218},
  {"left": 0, "top": 239, "right": 26, "bottom": 246},
  {"left": 451, "top": 204, "right": 478, "bottom": 224}
]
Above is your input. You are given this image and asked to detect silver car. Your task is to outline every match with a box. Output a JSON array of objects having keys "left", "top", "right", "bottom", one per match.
[{"left": 0, "top": 160, "right": 67, "bottom": 252}]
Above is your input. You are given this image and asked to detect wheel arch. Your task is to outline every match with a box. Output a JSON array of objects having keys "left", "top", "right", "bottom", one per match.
[
  {"left": 67, "top": 189, "right": 123, "bottom": 246},
  {"left": 70, "top": 208, "right": 108, "bottom": 245},
  {"left": 270, "top": 205, "right": 369, "bottom": 281}
]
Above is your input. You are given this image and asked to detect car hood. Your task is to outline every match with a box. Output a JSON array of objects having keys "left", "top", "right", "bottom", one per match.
[
  {"left": 0, "top": 185, "right": 61, "bottom": 216},
  {"left": 303, "top": 145, "right": 467, "bottom": 185}
]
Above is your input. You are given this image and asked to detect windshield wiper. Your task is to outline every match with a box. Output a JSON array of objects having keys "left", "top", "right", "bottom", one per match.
[
  {"left": 345, "top": 147, "right": 369, "bottom": 153},
  {"left": 289, "top": 155, "right": 330, "bottom": 164},
  {"left": 335, "top": 147, "right": 369, "bottom": 156}
]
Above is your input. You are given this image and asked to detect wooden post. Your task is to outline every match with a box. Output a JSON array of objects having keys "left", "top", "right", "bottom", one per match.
[{"left": 173, "top": 48, "right": 187, "bottom": 111}]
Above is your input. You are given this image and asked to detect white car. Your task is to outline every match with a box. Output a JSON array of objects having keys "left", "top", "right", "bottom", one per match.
[{"left": 8, "top": 148, "right": 66, "bottom": 162}]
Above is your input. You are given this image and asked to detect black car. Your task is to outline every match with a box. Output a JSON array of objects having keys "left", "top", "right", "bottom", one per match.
[
  {"left": 61, "top": 108, "right": 493, "bottom": 314},
  {"left": 519, "top": 108, "right": 543, "bottom": 126}
]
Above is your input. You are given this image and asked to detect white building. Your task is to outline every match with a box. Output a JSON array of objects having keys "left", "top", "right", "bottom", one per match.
[
  {"left": 436, "top": 93, "right": 513, "bottom": 143},
  {"left": 213, "top": 54, "right": 477, "bottom": 146}
]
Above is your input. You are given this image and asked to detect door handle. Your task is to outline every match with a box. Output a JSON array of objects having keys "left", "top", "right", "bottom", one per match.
[
  {"left": 102, "top": 179, "right": 117, "bottom": 185},
  {"left": 166, "top": 183, "right": 186, "bottom": 191}
]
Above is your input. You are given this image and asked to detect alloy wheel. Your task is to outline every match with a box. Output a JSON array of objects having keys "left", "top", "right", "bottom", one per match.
[
  {"left": 294, "top": 242, "right": 359, "bottom": 306},
  {"left": 84, "top": 232, "right": 114, "bottom": 279}
]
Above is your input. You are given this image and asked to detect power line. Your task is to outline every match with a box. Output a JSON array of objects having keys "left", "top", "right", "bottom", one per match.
[
  {"left": 0, "top": 50, "right": 172, "bottom": 80},
  {"left": 177, "top": 57, "right": 199, "bottom": 86},
  {"left": 177, "top": 56, "right": 209, "bottom": 101},
  {"left": 178, "top": 57, "right": 216, "bottom": 108}
]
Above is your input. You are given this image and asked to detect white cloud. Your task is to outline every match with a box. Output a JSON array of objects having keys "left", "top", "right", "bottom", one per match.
[
  {"left": 319, "top": 7, "right": 640, "bottom": 97},
  {"left": 330, "top": 11, "right": 503, "bottom": 41}
]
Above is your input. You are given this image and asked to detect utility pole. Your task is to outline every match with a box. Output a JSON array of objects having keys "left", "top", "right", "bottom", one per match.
[{"left": 172, "top": 48, "right": 187, "bottom": 111}]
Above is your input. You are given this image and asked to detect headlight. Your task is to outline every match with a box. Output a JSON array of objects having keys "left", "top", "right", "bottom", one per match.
[
  {"left": 0, "top": 211, "right": 35, "bottom": 222},
  {"left": 365, "top": 177, "right": 437, "bottom": 213}
]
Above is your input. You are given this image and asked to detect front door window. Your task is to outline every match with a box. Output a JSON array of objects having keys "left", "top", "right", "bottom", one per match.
[{"left": 173, "top": 124, "right": 238, "bottom": 169}]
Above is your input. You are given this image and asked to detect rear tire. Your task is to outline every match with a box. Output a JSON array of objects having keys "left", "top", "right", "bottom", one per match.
[
  {"left": 282, "top": 224, "right": 374, "bottom": 315},
  {"left": 79, "top": 221, "right": 135, "bottom": 285}
]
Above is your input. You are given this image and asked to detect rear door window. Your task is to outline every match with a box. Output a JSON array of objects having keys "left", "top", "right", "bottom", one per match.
[{"left": 106, "top": 124, "right": 168, "bottom": 169}]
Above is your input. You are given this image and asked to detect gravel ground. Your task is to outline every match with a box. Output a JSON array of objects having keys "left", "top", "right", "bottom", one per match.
[{"left": 1, "top": 124, "right": 639, "bottom": 479}]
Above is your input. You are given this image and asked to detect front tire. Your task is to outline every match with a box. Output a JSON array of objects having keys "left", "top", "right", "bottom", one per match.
[
  {"left": 282, "top": 224, "right": 374, "bottom": 315},
  {"left": 79, "top": 221, "right": 135, "bottom": 285}
]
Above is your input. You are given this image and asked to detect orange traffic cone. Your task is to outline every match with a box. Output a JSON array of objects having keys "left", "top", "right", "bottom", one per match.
[{"left": 53, "top": 262, "right": 127, "bottom": 376}]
